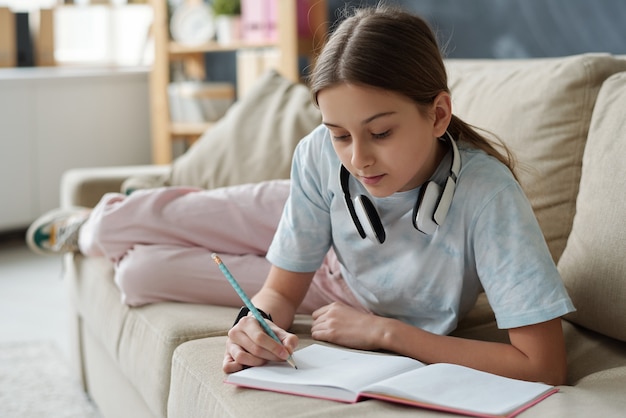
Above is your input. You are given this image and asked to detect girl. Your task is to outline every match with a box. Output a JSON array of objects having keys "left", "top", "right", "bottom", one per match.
[{"left": 27, "top": 5, "right": 574, "bottom": 385}]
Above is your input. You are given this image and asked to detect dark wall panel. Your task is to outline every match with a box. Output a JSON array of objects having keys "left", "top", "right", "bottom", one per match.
[{"left": 328, "top": 0, "right": 626, "bottom": 58}]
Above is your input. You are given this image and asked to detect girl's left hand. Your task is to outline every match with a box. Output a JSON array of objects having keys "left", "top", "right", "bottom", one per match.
[{"left": 311, "top": 302, "right": 387, "bottom": 351}]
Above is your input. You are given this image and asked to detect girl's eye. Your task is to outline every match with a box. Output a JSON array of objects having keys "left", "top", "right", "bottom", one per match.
[
  {"left": 372, "top": 130, "right": 391, "bottom": 139},
  {"left": 332, "top": 133, "right": 351, "bottom": 141}
]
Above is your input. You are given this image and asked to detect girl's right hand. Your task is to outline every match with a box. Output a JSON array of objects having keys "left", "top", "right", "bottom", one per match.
[{"left": 223, "top": 315, "right": 299, "bottom": 374}]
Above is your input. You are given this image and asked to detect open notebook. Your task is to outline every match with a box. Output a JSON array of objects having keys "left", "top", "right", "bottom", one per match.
[{"left": 225, "top": 344, "right": 557, "bottom": 418}]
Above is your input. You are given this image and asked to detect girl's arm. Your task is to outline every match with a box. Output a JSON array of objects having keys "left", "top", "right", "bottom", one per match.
[
  {"left": 311, "top": 302, "right": 567, "bottom": 386},
  {"left": 223, "top": 265, "right": 314, "bottom": 373}
]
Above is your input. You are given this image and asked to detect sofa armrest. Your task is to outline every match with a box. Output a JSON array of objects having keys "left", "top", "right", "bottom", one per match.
[{"left": 61, "top": 165, "right": 170, "bottom": 208}]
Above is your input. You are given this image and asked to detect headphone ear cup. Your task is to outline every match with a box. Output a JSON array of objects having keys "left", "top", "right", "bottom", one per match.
[
  {"left": 413, "top": 181, "right": 441, "bottom": 235},
  {"left": 354, "top": 195, "right": 386, "bottom": 243},
  {"left": 433, "top": 176, "right": 456, "bottom": 225}
]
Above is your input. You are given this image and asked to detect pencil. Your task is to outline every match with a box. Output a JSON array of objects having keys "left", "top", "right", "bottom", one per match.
[{"left": 211, "top": 253, "right": 298, "bottom": 369}]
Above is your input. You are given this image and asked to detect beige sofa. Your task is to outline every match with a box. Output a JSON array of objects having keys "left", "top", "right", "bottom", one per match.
[{"left": 61, "top": 54, "right": 626, "bottom": 417}]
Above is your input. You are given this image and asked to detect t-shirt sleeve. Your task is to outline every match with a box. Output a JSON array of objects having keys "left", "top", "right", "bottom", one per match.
[
  {"left": 266, "top": 129, "right": 333, "bottom": 272},
  {"left": 471, "top": 181, "right": 575, "bottom": 329}
]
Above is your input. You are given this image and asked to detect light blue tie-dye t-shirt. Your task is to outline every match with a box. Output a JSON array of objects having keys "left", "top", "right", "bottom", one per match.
[{"left": 266, "top": 125, "right": 574, "bottom": 335}]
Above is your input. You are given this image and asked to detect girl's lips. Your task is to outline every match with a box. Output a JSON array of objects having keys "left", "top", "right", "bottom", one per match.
[{"left": 360, "top": 174, "right": 385, "bottom": 185}]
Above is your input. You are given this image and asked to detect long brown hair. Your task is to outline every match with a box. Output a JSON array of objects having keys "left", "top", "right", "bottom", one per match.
[{"left": 309, "top": 5, "right": 516, "bottom": 177}]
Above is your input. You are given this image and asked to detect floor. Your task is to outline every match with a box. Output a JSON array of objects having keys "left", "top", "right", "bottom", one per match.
[{"left": 0, "top": 230, "right": 71, "bottom": 361}]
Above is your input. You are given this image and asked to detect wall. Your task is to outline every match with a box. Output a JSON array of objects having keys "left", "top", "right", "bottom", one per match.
[
  {"left": 328, "top": 0, "right": 626, "bottom": 58},
  {"left": 205, "top": 0, "right": 625, "bottom": 88},
  {"left": 0, "top": 67, "right": 151, "bottom": 231}
]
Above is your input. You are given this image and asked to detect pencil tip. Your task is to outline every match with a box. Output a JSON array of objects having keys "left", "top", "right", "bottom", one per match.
[{"left": 288, "top": 356, "right": 298, "bottom": 369}]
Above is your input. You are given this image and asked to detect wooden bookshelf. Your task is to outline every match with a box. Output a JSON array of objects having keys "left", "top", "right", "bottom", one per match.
[
  {"left": 149, "top": 0, "right": 327, "bottom": 164},
  {"left": 168, "top": 40, "right": 279, "bottom": 56}
]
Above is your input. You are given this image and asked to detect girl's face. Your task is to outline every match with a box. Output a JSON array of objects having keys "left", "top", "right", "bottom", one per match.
[{"left": 318, "top": 83, "right": 451, "bottom": 198}]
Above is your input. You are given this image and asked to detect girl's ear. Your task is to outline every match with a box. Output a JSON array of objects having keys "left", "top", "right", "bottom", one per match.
[{"left": 432, "top": 92, "right": 452, "bottom": 138}]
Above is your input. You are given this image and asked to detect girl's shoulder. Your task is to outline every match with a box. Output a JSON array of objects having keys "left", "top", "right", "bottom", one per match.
[
  {"left": 453, "top": 143, "right": 528, "bottom": 217},
  {"left": 457, "top": 143, "right": 518, "bottom": 190},
  {"left": 294, "top": 124, "right": 338, "bottom": 164},
  {"left": 291, "top": 125, "right": 340, "bottom": 187}
]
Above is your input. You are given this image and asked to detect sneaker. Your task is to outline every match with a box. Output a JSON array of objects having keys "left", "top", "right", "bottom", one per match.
[{"left": 26, "top": 207, "right": 90, "bottom": 256}]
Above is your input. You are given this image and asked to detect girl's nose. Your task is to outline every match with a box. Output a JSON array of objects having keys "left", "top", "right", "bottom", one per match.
[{"left": 351, "top": 138, "right": 374, "bottom": 170}]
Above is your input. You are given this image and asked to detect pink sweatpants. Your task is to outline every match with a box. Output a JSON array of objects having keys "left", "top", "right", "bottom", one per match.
[{"left": 78, "top": 180, "right": 365, "bottom": 314}]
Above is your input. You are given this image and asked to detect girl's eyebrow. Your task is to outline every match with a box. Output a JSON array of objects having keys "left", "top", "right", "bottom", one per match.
[{"left": 323, "top": 111, "right": 396, "bottom": 128}]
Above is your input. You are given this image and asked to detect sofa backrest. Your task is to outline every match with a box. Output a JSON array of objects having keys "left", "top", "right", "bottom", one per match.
[
  {"left": 142, "top": 55, "right": 626, "bottom": 341},
  {"left": 446, "top": 54, "right": 626, "bottom": 263},
  {"left": 557, "top": 71, "right": 626, "bottom": 342}
]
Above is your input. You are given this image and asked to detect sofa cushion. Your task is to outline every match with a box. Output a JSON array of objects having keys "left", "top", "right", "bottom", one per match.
[
  {"left": 167, "top": 322, "right": 626, "bottom": 417},
  {"left": 168, "top": 69, "right": 321, "bottom": 189},
  {"left": 446, "top": 54, "right": 626, "bottom": 262},
  {"left": 169, "top": 337, "right": 421, "bottom": 418},
  {"left": 558, "top": 72, "right": 626, "bottom": 342},
  {"left": 66, "top": 254, "right": 241, "bottom": 418}
]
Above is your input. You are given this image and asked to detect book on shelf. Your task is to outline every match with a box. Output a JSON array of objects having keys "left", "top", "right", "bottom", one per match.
[
  {"left": 241, "top": 0, "right": 277, "bottom": 43},
  {"left": 241, "top": 0, "right": 316, "bottom": 43},
  {"left": 31, "top": 9, "right": 55, "bottom": 66},
  {"left": 15, "top": 12, "right": 34, "bottom": 67},
  {"left": 225, "top": 344, "right": 558, "bottom": 418},
  {"left": 236, "top": 48, "right": 281, "bottom": 98},
  {"left": 0, "top": 7, "right": 16, "bottom": 67}
]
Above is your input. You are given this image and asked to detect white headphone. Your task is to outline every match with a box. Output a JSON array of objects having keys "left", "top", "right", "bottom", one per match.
[{"left": 340, "top": 131, "right": 461, "bottom": 243}]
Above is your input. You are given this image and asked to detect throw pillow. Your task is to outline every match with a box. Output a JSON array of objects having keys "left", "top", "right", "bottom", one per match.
[
  {"left": 558, "top": 72, "right": 626, "bottom": 342},
  {"left": 168, "top": 70, "right": 321, "bottom": 189},
  {"left": 446, "top": 54, "right": 626, "bottom": 262}
]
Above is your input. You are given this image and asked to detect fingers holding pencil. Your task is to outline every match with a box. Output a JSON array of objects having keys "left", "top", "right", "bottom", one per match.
[
  {"left": 211, "top": 252, "right": 299, "bottom": 371},
  {"left": 225, "top": 315, "right": 299, "bottom": 373}
]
